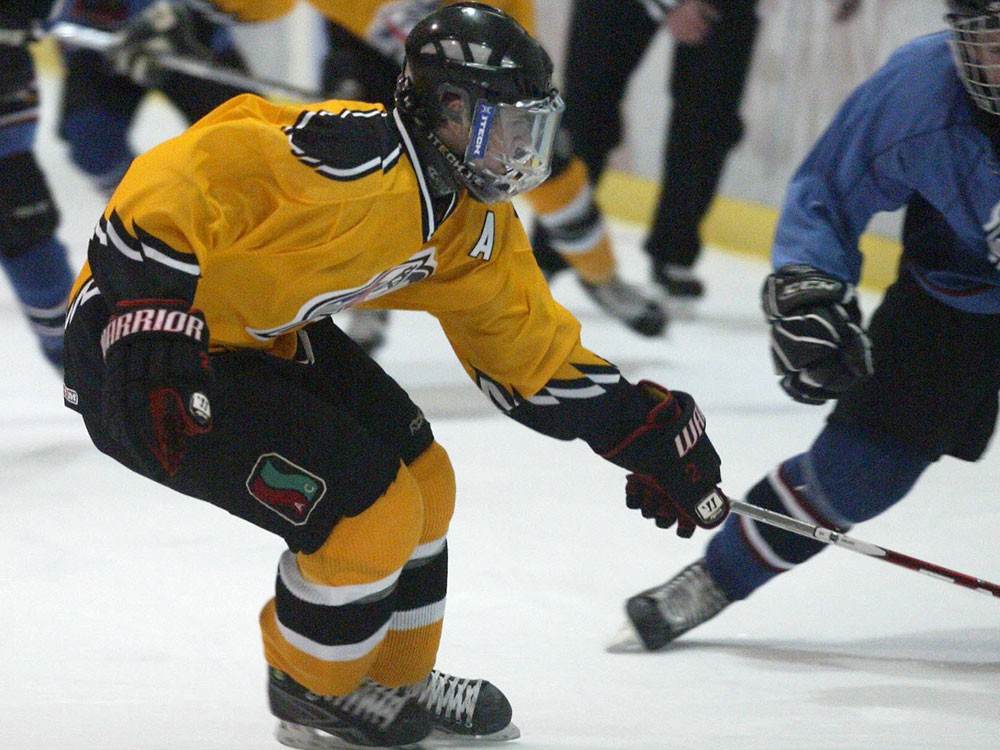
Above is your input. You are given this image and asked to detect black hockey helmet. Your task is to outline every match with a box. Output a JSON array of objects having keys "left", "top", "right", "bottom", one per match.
[
  {"left": 946, "top": 0, "right": 1000, "bottom": 13},
  {"left": 395, "top": 1, "right": 564, "bottom": 203},
  {"left": 945, "top": 0, "right": 1000, "bottom": 114}
]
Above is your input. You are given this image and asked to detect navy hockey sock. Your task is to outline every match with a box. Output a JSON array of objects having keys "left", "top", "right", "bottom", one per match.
[
  {"left": 2, "top": 237, "right": 74, "bottom": 366},
  {"left": 704, "top": 422, "right": 931, "bottom": 601},
  {"left": 61, "top": 108, "right": 133, "bottom": 194}
]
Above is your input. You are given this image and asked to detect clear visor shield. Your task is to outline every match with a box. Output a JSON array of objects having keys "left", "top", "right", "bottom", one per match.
[
  {"left": 948, "top": 12, "right": 1000, "bottom": 115},
  {"left": 462, "top": 92, "right": 565, "bottom": 203}
]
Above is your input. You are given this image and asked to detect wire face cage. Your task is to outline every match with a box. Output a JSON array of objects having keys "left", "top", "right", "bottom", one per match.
[{"left": 948, "top": 10, "right": 1000, "bottom": 115}]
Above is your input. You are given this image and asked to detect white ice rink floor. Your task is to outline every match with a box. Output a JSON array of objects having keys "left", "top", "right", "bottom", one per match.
[{"left": 2, "top": 76, "right": 999, "bottom": 750}]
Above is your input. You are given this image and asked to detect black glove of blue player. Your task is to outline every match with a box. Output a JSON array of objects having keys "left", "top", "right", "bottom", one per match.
[
  {"left": 101, "top": 299, "right": 213, "bottom": 477},
  {"left": 762, "top": 264, "right": 873, "bottom": 405},
  {"left": 603, "top": 382, "right": 729, "bottom": 538}
]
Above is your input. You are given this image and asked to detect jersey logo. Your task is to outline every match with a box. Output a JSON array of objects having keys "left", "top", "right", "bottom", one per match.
[
  {"left": 246, "top": 453, "right": 327, "bottom": 526},
  {"left": 246, "top": 247, "right": 438, "bottom": 339},
  {"left": 468, "top": 212, "right": 495, "bottom": 261},
  {"left": 285, "top": 107, "right": 402, "bottom": 181}
]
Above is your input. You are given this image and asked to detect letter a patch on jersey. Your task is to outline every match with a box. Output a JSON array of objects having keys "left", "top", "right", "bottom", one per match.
[
  {"left": 247, "top": 453, "right": 327, "bottom": 526},
  {"left": 469, "top": 211, "right": 495, "bottom": 260}
]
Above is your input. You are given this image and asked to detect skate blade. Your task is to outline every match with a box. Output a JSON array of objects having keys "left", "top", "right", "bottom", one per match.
[
  {"left": 425, "top": 722, "right": 521, "bottom": 745},
  {"left": 275, "top": 720, "right": 425, "bottom": 750},
  {"left": 664, "top": 297, "right": 700, "bottom": 321},
  {"left": 605, "top": 619, "right": 647, "bottom": 653}
]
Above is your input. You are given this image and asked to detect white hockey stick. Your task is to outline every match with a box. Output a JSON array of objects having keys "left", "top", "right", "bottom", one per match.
[
  {"left": 729, "top": 499, "right": 1000, "bottom": 599},
  {"left": 48, "top": 21, "right": 325, "bottom": 102}
]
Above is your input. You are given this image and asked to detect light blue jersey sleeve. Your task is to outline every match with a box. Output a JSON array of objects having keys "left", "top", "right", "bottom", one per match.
[{"left": 771, "top": 31, "right": 1000, "bottom": 312}]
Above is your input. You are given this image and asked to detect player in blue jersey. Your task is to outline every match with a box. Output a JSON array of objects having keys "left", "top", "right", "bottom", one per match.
[
  {"left": 55, "top": 1, "right": 250, "bottom": 195},
  {"left": 0, "top": 1, "right": 238, "bottom": 371},
  {"left": 0, "top": 1, "right": 75, "bottom": 370},
  {"left": 616, "top": 0, "right": 1000, "bottom": 650}
]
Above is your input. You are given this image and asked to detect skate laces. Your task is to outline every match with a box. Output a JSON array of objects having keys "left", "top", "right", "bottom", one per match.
[
  {"left": 320, "top": 678, "right": 411, "bottom": 729},
  {"left": 649, "top": 561, "right": 729, "bottom": 633},
  {"left": 412, "top": 670, "right": 481, "bottom": 728}
]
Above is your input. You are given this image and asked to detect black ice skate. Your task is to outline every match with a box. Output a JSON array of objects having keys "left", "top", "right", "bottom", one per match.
[
  {"left": 609, "top": 559, "right": 731, "bottom": 652},
  {"left": 581, "top": 275, "right": 668, "bottom": 337},
  {"left": 652, "top": 262, "right": 705, "bottom": 299},
  {"left": 269, "top": 667, "right": 431, "bottom": 750},
  {"left": 411, "top": 669, "right": 520, "bottom": 742}
]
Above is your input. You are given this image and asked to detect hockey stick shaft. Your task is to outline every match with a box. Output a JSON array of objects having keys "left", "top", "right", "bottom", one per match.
[
  {"left": 729, "top": 499, "right": 1000, "bottom": 599},
  {"left": 48, "top": 21, "right": 325, "bottom": 102}
]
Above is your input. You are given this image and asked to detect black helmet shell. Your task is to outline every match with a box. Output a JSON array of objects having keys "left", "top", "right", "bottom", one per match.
[
  {"left": 397, "top": 2, "right": 555, "bottom": 128},
  {"left": 946, "top": 0, "right": 1000, "bottom": 14}
]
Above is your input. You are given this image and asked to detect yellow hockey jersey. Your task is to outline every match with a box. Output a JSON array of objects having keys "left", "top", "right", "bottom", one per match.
[{"left": 73, "top": 93, "right": 614, "bottom": 402}]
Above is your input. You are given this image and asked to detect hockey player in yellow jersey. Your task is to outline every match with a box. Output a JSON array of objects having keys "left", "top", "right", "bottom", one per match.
[
  {"left": 105, "top": 1, "right": 666, "bottom": 350},
  {"left": 312, "top": 0, "right": 667, "bottom": 351},
  {"left": 63, "top": 5, "right": 727, "bottom": 748}
]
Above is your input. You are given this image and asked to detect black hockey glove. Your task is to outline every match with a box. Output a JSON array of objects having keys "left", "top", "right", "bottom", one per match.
[
  {"left": 101, "top": 299, "right": 213, "bottom": 477},
  {"left": 603, "top": 382, "right": 729, "bottom": 538},
  {"left": 108, "top": 1, "right": 212, "bottom": 86},
  {"left": 762, "top": 264, "right": 873, "bottom": 405}
]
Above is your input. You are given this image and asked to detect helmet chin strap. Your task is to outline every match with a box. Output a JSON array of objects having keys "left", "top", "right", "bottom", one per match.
[
  {"left": 396, "top": 76, "right": 496, "bottom": 200},
  {"left": 424, "top": 127, "right": 502, "bottom": 202}
]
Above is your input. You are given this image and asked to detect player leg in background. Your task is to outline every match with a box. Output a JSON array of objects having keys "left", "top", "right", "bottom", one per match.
[
  {"left": 560, "top": 0, "right": 656, "bottom": 186},
  {"left": 0, "top": 45, "right": 73, "bottom": 371},
  {"left": 618, "top": 266, "right": 1000, "bottom": 650},
  {"left": 525, "top": 147, "right": 668, "bottom": 337},
  {"left": 57, "top": 7, "right": 248, "bottom": 197},
  {"left": 549, "top": 0, "right": 672, "bottom": 332},
  {"left": 57, "top": 45, "right": 143, "bottom": 196},
  {"left": 645, "top": 0, "right": 759, "bottom": 300}
]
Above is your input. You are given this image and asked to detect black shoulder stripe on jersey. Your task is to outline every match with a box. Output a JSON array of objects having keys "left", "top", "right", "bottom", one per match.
[{"left": 285, "top": 107, "right": 402, "bottom": 182}]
